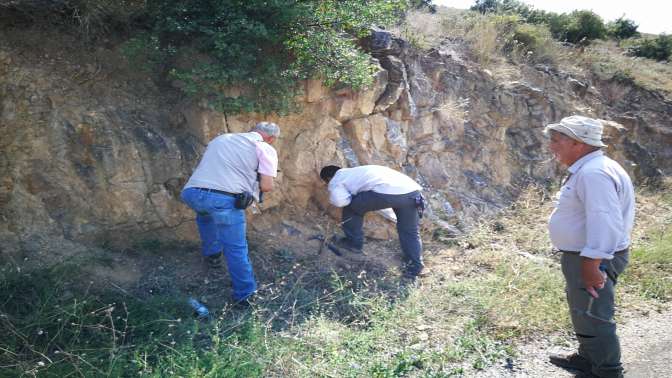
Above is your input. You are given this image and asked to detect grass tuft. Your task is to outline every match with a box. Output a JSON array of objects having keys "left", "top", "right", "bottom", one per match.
[{"left": 623, "top": 226, "right": 672, "bottom": 301}]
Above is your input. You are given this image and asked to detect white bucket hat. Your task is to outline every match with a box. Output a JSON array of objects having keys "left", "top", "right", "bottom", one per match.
[{"left": 544, "top": 115, "right": 607, "bottom": 148}]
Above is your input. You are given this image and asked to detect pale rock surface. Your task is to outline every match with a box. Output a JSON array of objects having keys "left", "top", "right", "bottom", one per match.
[{"left": 0, "top": 28, "right": 670, "bottom": 260}]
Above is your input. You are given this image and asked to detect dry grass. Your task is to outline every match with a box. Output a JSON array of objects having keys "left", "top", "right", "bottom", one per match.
[
  {"left": 448, "top": 180, "right": 672, "bottom": 333},
  {"left": 400, "top": 9, "right": 671, "bottom": 97},
  {"left": 392, "top": 7, "right": 477, "bottom": 49},
  {"left": 391, "top": 9, "right": 450, "bottom": 49},
  {"left": 400, "top": 8, "right": 560, "bottom": 68},
  {"left": 583, "top": 40, "right": 672, "bottom": 96},
  {"left": 462, "top": 185, "right": 555, "bottom": 259},
  {"left": 621, "top": 180, "right": 672, "bottom": 303}
]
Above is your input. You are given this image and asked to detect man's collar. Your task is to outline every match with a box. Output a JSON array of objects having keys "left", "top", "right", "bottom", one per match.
[
  {"left": 250, "top": 131, "right": 264, "bottom": 141},
  {"left": 568, "top": 150, "right": 603, "bottom": 174}
]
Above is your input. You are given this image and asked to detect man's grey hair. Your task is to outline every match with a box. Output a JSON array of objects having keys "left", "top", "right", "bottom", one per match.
[{"left": 252, "top": 121, "right": 280, "bottom": 138}]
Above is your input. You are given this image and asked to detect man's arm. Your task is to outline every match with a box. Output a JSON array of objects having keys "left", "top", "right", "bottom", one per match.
[
  {"left": 328, "top": 181, "right": 352, "bottom": 207},
  {"left": 576, "top": 170, "right": 623, "bottom": 297},
  {"left": 256, "top": 141, "right": 278, "bottom": 195},
  {"left": 259, "top": 174, "right": 274, "bottom": 192}
]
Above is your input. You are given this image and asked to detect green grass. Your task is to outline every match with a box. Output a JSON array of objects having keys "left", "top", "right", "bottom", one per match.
[
  {"left": 0, "top": 258, "right": 566, "bottom": 377},
  {"left": 2, "top": 185, "right": 670, "bottom": 377},
  {"left": 620, "top": 183, "right": 672, "bottom": 302},
  {"left": 0, "top": 262, "right": 529, "bottom": 377},
  {"left": 0, "top": 266, "right": 265, "bottom": 377},
  {"left": 622, "top": 225, "right": 672, "bottom": 301}
]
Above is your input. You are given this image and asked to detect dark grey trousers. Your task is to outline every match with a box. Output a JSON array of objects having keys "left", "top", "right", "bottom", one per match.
[
  {"left": 342, "top": 190, "right": 423, "bottom": 272},
  {"left": 561, "top": 250, "right": 629, "bottom": 378}
]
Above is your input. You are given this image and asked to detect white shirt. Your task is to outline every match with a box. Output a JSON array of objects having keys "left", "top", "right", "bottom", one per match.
[
  {"left": 328, "top": 165, "right": 422, "bottom": 207},
  {"left": 548, "top": 150, "right": 635, "bottom": 260},
  {"left": 184, "top": 132, "right": 277, "bottom": 199}
]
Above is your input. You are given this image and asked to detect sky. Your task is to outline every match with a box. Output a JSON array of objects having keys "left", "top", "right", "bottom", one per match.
[{"left": 433, "top": 0, "right": 671, "bottom": 35}]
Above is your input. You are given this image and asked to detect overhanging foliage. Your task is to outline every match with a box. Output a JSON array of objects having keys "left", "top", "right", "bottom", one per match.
[{"left": 123, "top": 0, "right": 410, "bottom": 115}]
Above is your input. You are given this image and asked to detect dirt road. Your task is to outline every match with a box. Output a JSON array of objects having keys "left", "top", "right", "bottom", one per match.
[{"left": 478, "top": 306, "right": 672, "bottom": 377}]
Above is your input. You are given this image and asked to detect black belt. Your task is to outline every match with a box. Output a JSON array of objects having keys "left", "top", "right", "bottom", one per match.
[
  {"left": 195, "top": 187, "right": 238, "bottom": 197},
  {"left": 560, "top": 248, "right": 629, "bottom": 255}
]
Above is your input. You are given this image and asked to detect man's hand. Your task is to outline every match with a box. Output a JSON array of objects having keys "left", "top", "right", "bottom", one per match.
[{"left": 581, "top": 257, "right": 606, "bottom": 298}]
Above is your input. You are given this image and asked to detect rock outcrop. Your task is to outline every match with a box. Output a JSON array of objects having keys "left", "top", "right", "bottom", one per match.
[{"left": 1, "top": 29, "right": 670, "bottom": 261}]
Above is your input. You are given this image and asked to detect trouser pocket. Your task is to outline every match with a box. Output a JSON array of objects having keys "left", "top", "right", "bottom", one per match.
[{"left": 211, "top": 208, "right": 245, "bottom": 225}]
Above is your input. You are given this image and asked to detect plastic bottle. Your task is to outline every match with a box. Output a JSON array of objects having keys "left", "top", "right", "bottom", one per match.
[{"left": 187, "top": 297, "right": 210, "bottom": 318}]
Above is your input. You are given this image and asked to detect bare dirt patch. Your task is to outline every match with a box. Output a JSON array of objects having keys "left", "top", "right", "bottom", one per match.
[{"left": 476, "top": 303, "right": 672, "bottom": 377}]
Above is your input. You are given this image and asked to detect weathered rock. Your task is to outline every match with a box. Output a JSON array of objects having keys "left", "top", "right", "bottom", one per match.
[
  {"left": 331, "top": 67, "right": 388, "bottom": 122},
  {"left": 305, "top": 79, "right": 330, "bottom": 103},
  {"left": 568, "top": 77, "right": 589, "bottom": 98},
  {"left": 0, "top": 26, "right": 670, "bottom": 260},
  {"left": 343, "top": 114, "right": 395, "bottom": 166},
  {"left": 375, "top": 55, "right": 406, "bottom": 112},
  {"left": 363, "top": 28, "right": 404, "bottom": 56}
]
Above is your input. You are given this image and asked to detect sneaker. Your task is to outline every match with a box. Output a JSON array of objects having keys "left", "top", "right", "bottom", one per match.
[
  {"left": 207, "top": 252, "right": 223, "bottom": 268},
  {"left": 549, "top": 352, "right": 592, "bottom": 372},
  {"left": 329, "top": 237, "right": 363, "bottom": 254}
]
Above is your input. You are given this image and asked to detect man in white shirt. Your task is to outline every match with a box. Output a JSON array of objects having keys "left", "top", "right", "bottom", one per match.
[
  {"left": 181, "top": 122, "right": 279, "bottom": 305},
  {"left": 319, "top": 165, "right": 426, "bottom": 278},
  {"left": 545, "top": 115, "right": 634, "bottom": 378}
]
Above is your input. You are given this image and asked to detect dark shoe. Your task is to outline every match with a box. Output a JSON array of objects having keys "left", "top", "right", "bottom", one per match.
[
  {"left": 402, "top": 263, "right": 428, "bottom": 279},
  {"left": 233, "top": 294, "right": 256, "bottom": 308},
  {"left": 207, "top": 252, "right": 223, "bottom": 268},
  {"left": 329, "top": 237, "right": 363, "bottom": 254},
  {"left": 580, "top": 368, "right": 624, "bottom": 378},
  {"left": 549, "top": 352, "right": 592, "bottom": 372},
  {"left": 574, "top": 371, "right": 600, "bottom": 378}
]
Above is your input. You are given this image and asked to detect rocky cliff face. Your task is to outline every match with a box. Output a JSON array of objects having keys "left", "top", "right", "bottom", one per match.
[{"left": 1, "top": 29, "right": 670, "bottom": 261}]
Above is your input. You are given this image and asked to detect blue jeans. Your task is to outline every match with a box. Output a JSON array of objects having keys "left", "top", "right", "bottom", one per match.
[{"left": 180, "top": 187, "right": 256, "bottom": 300}]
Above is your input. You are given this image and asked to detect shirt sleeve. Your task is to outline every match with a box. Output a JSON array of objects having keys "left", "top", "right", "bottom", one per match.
[
  {"left": 575, "top": 170, "right": 624, "bottom": 260},
  {"left": 328, "top": 179, "right": 352, "bottom": 207},
  {"left": 256, "top": 142, "right": 278, "bottom": 177}
]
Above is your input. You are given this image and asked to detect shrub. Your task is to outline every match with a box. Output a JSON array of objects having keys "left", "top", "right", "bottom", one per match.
[
  {"left": 511, "top": 23, "right": 546, "bottom": 49},
  {"left": 509, "top": 23, "right": 556, "bottom": 63},
  {"left": 471, "top": 0, "right": 500, "bottom": 14},
  {"left": 458, "top": 12, "right": 556, "bottom": 66},
  {"left": 410, "top": 0, "right": 436, "bottom": 13},
  {"left": 127, "top": 0, "right": 409, "bottom": 115},
  {"left": 629, "top": 34, "right": 672, "bottom": 61},
  {"left": 469, "top": 1, "right": 609, "bottom": 45},
  {"left": 561, "top": 10, "right": 607, "bottom": 44},
  {"left": 607, "top": 16, "right": 639, "bottom": 39}
]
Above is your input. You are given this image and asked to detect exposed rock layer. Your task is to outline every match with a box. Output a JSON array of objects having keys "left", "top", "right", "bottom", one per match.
[{"left": 1, "top": 29, "right": 670, "bottom": 260}]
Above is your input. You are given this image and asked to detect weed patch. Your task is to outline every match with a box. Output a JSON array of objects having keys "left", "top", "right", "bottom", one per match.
[
  {"left": 0, "top": 265, "right": 266, "bottom": 377},
  {"left": 623, "top": 226, "right": 672, "bottom": 301},
  {"left": 621, "top": 182, "right": 672, "bottom": 302},
  {"left": 2, "top": 184, "right": 670, "bottom": 376}
]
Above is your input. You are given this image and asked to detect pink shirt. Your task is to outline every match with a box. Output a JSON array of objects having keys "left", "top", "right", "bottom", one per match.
[{"left": 255, "top": 142, "right": 278, "bottom": 177}]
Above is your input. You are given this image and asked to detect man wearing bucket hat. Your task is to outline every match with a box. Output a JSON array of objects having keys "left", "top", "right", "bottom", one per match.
[{"left": 544, "top": 115, "right": 635, "bottom": 378}]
